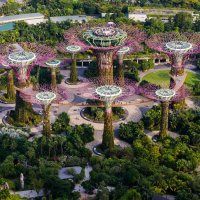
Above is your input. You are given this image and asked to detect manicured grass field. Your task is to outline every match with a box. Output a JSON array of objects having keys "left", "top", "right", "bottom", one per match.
[{"left": 142, "top": 70, "right": 200, "bottom": 88}]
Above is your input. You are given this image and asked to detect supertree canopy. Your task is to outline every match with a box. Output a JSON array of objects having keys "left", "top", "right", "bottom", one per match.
[
  {"left": 82, "top": 26, "right": 127, "bottom": 47},
  {"left": 63, "top": 22, "right": 146, "bottom": 85},
  {"left": 7, "top": 51, "right": 36, "bottom": 84},
  {"left": 146, "top": 32, "right": 200, "bottom": 104},
  {"left": 0, "top": 43, "right": 55, "bottom": 126}
]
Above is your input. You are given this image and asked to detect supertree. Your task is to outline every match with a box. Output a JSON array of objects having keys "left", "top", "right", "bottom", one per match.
[
  {"left": 57, "top": 42, "right": 85, "bottom": 84},
  {"left": 0, "top": 44, "right": 17, "bottom": 102},
  {"left": 139, "top": 82, "right": 189, "bottom": 138},
  {"left": 146, "top": 32, "right": 200, "bottom": 105},
  {"left": 0, "top": 43, "right": 55, "bottom": 125},
  {"left": 63, "top": 22, "right": 146, "bottom": 85},
  {"left": 74, "top": 78, "right": 138, "bottom": 152},
  {"left": 1, "top": 63, "right": 15, "bottom": 102},
  {"left": 116, "top": 45, "right": 142, "bottom": 87},
  {"left": 42, "top": 59, "right": 61, "bottom": 90},
  {"left": 19, "top": 84, "right": 68, "bottom": 136},
  {"left": 155, "top": 89, "right": 175, "bottom": 138}
]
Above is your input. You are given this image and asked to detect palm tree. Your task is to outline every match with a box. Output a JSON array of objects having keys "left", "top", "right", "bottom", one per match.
[{"left": 56, "top": 135, "right": 66, "bottom": 155}]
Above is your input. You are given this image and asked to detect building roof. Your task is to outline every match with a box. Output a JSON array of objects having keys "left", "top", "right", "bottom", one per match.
[
  {"left": 128, "top": 7, "right": 197, "bottom": 15},
  {"left": 0, "top": 13, "right": 44, "bottom": 23},
  {"left": 50, "top": 15, "right": 87, "bottom": 23}
]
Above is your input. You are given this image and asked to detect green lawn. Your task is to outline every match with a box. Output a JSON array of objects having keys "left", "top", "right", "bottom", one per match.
[{"left": 142, "top": 70, "right": 200, "bottom": 88}]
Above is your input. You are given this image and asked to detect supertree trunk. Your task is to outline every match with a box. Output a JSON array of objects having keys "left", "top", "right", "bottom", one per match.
[
  {"left": 118, "top": 54, "right": 125, "bottom": 87},
  {"left": 42, "top": 104, "right": 51, "bottom": 137},
  {"left": 160, "top": 101, "right": 169, "bottom": 138},
  {"left": 14, "top": 80, "right": 34, "bottom": 124},
  {"left": 102, "top": 104, "right": 114, "bottom": 152},
  {"left": 174, "top": 85, "right": 186, "bottom": 107},
  {"left": 70, "top": 54, "right": 78, "bottom": 83},
  {"left": 15, "top": 90, "right": 30, "bottom": 123},
  {"left": 96, "top": 51, "right": 113, "bottom": 85},
  {"left": 51, "top": 68, "right": 57, "bottom": 91},
  {"left": 170, "top": 55, "right": 186, "bottom": 106},
  {"left": 6, "top": 69, "right": 15, "bottom": 100}
]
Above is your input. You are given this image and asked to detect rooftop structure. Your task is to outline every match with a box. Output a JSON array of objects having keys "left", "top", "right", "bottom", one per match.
[
  {"left": 50, "top": 15, "right": 87, "bottom": 24},
  {"left": 128, "top": 7, "right": 199, "bottom": 22},
  {"left": 0, "top": 13, "right": 45, "bottom": 25},
  {"left": 0, "top": 22, "right": 14, "bottom": 32}
]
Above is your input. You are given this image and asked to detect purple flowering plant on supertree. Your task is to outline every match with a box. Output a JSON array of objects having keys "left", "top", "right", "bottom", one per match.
[
  {"left": 71, "top": 77, "right": 138, "bottom": 152},
  {"left": 19, "top": 84, "right": 68, "bottom": 136},
  {"left": 60, "top": 22, "right": 146, "bottom": 85},
  {"left": 146, "top": 32, "right": 200, "bottom": 105},
  {"left": 0, "top": 42, "right": 56, "bottom": 125}
]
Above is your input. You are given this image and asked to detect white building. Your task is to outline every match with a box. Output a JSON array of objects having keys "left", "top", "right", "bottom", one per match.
[
  {"left": 128, "top": 13, "right": 147, "bottom": 22},
  {"left": 0, "top": 13, "right": 46, "bottom": 25},
  {"left": 128, "top": 8, "right": 199, "bottom": 23},
  {"left": 50, "top": 15, "right": 87, "bottom": 24}
]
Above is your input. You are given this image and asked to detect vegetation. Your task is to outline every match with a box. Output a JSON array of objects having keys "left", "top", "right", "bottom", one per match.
[
  {"left": 0, "top": 1, "right": 199, "bottom": 199},
  {"left": 0, "top": 113, "right": 94, "bottom": 199},
  {"left": 0, "top": 21, "right": 71, "bottom": 46},
  {"left": 142, "top": 70, "right": 200, "bottom": 88},
  {"left": 82, "top": 106, "right": 126, "bottom": 122},
  {"left": 89, "top": 134, "right": 200, "bottom": 199},
  {"left": 142, "top": 106, "right": 200, "bottom": 147}
]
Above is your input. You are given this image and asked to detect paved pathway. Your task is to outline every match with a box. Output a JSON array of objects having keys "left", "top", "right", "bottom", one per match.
[
  {"left": 59, "top": 166, "right": 82, "bottom": 179},
  {"left": 12, "top": 189, "right": 44, "bottom": 199},
  {"left": 145, "top": 130, "right": 180, "bottom": 139},
  {"left": 0, "top": 65, "right": 195, "bottom": 146}
]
